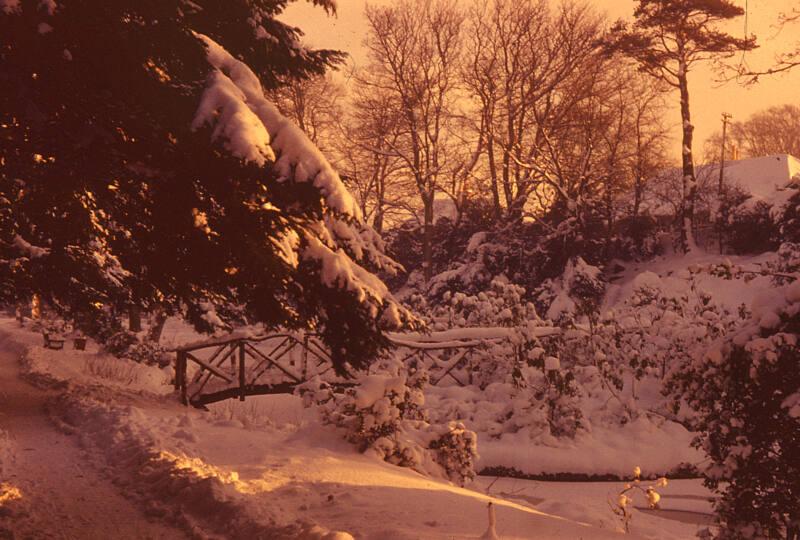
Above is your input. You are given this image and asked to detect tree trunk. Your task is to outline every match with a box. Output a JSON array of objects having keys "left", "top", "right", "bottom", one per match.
[
  {"left": 422, "top": 197, "right": 434, "bottom": 282},
  {"left": 147, "top": 307, "right": 168, "bottom": 343},
  {"left": 128, "top": 304, "right": 141, "bottom": 333},
  {"left": 486, "top": 133, "right": 502, "bottom": 220},
  {"left": 604, "top": 184, "right": 614, "bottom": 260},
  {"left": 678, "top": 67, "right": 697, "bottom": 253},
  {"left": 633, "top": 125, "right": 644, "bottom": 219},
  {"left": 373, "top": 210, "right": 384, "bottom": 235}
]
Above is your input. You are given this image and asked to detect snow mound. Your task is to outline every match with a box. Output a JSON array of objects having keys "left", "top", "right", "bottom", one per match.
[
  {"left": 52, "top": 390, "right": 353, "bottom": 539},
  {"left": 23, "top": 342, "right": 172, "bottom": 396}
]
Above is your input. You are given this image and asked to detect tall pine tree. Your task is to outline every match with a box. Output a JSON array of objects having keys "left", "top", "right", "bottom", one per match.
[{"left": 606, "top": 0, "right": 756, "bottom": 253}]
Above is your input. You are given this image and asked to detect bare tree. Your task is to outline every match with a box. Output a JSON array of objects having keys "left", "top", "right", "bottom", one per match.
[
  {"left": 363, "top": 0, "right": 465, "bottom": 281},
  {"left": 334, "top": 81, "right": 413, "bottom": 234},
  {"left": 464, "top": 0, "right": 602, "bottom": 222},
  {"left": 744, "top": 6, "right": 800, "bottom": 79},
  {"left": 627, "top": 73, "right": 671, "bottom": 219},
  {"left": 732, "top": 104, "right": 800, "bottom": 158},
  {"left": 268, "top": 73, "right": 345, "bottom": 153},
  {"left": 705, "top": 104, "right": 800, "bottom": 161}
]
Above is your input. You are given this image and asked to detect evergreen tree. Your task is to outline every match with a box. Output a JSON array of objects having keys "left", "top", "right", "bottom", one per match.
[
  {"left": 606, "top": 0, "right": 756, "bottom": 253},
  {"left": 1, "top": 0, "right": 415, "bottom": 373}
]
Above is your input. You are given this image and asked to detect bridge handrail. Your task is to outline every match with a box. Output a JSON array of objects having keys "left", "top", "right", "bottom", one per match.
[
  {"left": 172, "top": 325, "right": 567, "bottom": 406},
  {"left": 171, "top": 331, "right": 324, "bottom": 353}
]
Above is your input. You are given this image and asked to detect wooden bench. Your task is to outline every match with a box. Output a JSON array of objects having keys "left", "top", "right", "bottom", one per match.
[{"left": 42, "top": 333, "right": 65, "bottom": 350}]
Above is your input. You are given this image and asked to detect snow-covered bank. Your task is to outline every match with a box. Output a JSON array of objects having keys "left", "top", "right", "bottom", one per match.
[
  {"left": 2, "top": 318, "right": 710, "bottom": 539},
  {"left": 477, "top": 417, "right": 701, "bottom": 480}
]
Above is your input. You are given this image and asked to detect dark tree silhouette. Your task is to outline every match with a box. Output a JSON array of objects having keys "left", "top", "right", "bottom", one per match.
[{"left": 0, "top": 0, "right": 414, "bottom": 374}]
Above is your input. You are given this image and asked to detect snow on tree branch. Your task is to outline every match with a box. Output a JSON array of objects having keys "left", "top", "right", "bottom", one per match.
[
  {"left": 12, "top": 235, "right": 50, "bottom": 259},
  {"left": 191, "top": 33, "right": 412, "bottom": 328},
  {"left": 192, "top": 69, "right": 276, "bottom": 165},
  {"left": 193, "top": 33, "right": 361, "bottom": 219}
]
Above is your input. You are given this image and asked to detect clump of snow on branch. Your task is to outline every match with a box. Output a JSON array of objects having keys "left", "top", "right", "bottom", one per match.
[
  {"left": 192, "top": 69, "right": 276, "bottom": 165},
  {"left": 12, "top": 235, "right": 50, "bottom": 259},
  {"left": 192, "top": 34, "right": 359, "bottom": 219},
  {"left": 0, "top": 0, "right": 21, "bottom": 15}
]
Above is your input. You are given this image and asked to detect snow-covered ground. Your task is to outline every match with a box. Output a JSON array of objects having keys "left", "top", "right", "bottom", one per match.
[
  {"left": 8, "top": 243, "right": 779, "bottom": 539},
  {"left": 0, "top": 315, "right": 718, "bottom": 539},
  {"left": 603, "top": 250, "right": 777, "bottom": 314},
  {"left": 0, "top": 327, "right": 187, "bottom": 540}
]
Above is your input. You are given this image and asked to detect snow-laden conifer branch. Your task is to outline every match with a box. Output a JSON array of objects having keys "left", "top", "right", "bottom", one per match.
[
  {"left": 193, "top": 33, "right": 360, "bottom": 219},
  {"left": 191, "top": 33, "right": 412, "bottom": 328}
]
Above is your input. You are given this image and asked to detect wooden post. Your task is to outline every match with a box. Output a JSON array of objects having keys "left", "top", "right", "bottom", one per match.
[
  {"left": 174, "top": 351, "right": 183, "bottom": 390},
  {"left": 718, "top": 112, "right": 731, "bottom": 254},
  {"left": 239, "top": 341, "right": 246, "bottom": 401},
  {"left": 467, "top": 350, "right": 473, "bottom": 386}
]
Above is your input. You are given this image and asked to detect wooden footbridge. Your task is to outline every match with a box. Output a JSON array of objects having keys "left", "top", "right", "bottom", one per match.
[{"left": 173, "top": 326, "right": 560, "bottom": 408}]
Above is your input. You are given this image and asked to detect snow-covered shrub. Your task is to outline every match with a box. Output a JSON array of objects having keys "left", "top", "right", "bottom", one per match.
[
  {"left": 103, "top": 330, "right": 139, "bottom": 356},
  {"left": 760, "top": 188, "right": 800, "bottom": 279},
  {"left": 535, "top": 257, "right": 605, "bottom": 324},
  {"left": 384, "top": 200, "right": 495, "bottom": 290},
  {"left": 405, "top": 277, "right": 548, "bottom": 389},
  {"left": 614, "top": 214, "right": 661, "bottom": 259},
  {"left": 596, "top": 272, "right": 735, "bottom": 388},
  {"left": 103, "top": 331, "right": 169, "bottom": 366},
  {"left": 769, "top": 242, "right": 800, "bottom": 279},
  {"left": 779, "top": 186, "right": 800, "bottom": 235},
  {"left": 30, "top": 314, "right": 71, "bottom": 336},
  {"left": 124, "top": 340, "right": 170, "bottom": 367},
  {"left": 450, "top": 281, "right": 544, "bottom": 388},
  {"left": 423, "top": 361, "right": 590, "bottom": 445},
  {"left": 76, "top": 307, "right": 124, "bottom": 342},
  {"left": 298, "top": 363, "right": 478, "bottom": 485},
  {"left": 669, "top": 279, "right": 800, "bottom": 538},
  {"left": 425, "top": 421, "right": 478, "bottom": 485},
  {"left": 407, "top": 276, "right": 596, "bottom": 442},
  {"left": 725, "top": 200, "right": 780, "bottom": 255},
  {"left": 536, "top": 370, "right": 585, "bottom": 438}
]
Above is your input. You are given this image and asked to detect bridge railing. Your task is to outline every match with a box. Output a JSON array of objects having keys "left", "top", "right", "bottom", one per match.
[
  {"left": 173, "top": 332, "right": 334, "bottom": 407},
  {"left": 173, "top": 325, "right": 562, "bottom": 407}
]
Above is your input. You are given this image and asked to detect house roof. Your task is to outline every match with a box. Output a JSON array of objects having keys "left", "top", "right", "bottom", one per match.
[
  {"left": 717, "top": 154, "right": 800, "bottom": 208},
  {"left": 644, "top": 154, "right": 800, "bottom": 217}
]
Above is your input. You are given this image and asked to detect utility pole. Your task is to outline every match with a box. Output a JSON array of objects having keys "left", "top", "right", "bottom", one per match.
[{"left": 718, "top": 112, "right": 732, "bottom": 254}]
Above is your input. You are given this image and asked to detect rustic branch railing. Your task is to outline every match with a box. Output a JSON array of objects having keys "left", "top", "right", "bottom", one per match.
[
  {"left": 173, "top": 326, "right": 562, "bottom": 407},
  {"left": 173, "top": 333, "right": 332, "bottom": 408},
  {"left": 386, "top": 326, "right": 561, "bottom": 387}
]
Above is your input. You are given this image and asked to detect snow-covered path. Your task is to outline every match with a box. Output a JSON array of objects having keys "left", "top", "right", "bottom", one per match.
[{"left": 0, "top": 333, "right": 187, "bottom": 540}]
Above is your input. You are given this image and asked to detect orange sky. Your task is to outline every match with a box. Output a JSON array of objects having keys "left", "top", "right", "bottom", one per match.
[{"left": 282, "top": 0, "right": 800, "bottom": 163}]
